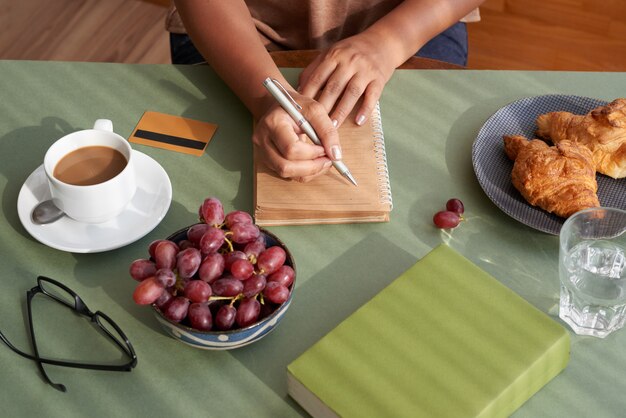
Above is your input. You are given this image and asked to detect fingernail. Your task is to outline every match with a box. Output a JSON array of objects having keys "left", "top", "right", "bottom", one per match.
[
  {"left": 356, "top": 115, "right": 366, "bottom": 126},
  {"left": 332, "top": 119, "right": 338, "bottom": 128},
  {"left": 331, "top": 145, "right": 342, "bottom": 160},
  {"left": 323, "top": 160, "right": 332, "bottom": 169}
]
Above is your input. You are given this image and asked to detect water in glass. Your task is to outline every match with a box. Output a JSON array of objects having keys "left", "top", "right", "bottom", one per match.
[{"left": 560, "top": 239, "right": 626, "bottom": 338}]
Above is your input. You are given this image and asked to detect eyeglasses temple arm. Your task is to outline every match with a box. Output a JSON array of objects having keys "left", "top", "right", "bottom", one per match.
[{"left": 26, "top": 294, "right": 67, "bottom": 392}]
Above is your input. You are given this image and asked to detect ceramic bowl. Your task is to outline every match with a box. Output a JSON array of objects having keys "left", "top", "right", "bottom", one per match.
[{"left": 152, "top": 224, "right": 296, "bottom": 350}]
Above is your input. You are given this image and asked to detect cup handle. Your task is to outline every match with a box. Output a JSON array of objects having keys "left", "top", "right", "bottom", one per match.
[{"left": 93, "top": 119, "right": 113, "bottom": 132}]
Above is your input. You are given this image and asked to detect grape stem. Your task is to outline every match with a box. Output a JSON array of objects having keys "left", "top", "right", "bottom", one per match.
[
  {"left": 222, "top": 233, "right": 234, "bottom": 252},
  {"left": 208, "top": 295, "right": 235, "bottom": 301},
  {"left": 208, "top": 294, "right": 243, "bottom": 305},
  {"left": 173, "top": 275, "right": 185, "bottom": 295}
]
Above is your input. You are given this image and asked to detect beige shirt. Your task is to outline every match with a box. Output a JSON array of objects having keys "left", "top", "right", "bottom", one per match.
[{"left": 166, "top": 1, "right": 480, "bottom": 51}]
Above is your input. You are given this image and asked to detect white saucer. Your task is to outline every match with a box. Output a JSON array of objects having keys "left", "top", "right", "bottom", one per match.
[{"left": 17, "top": 150, "right": 172, "bottom": 253}]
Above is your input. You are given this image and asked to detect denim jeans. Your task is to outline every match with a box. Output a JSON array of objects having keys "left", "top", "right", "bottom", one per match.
[
  {"left": 415, "top": 22, "right": 467, "bottom": 66},
  {"left": 170, "top": 22, "right": 468, "bottom": 67}
]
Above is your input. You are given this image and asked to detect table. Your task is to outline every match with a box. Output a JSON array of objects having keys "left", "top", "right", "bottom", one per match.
[{"left": 0, "top": 60, "right": 625, "bottom": 417}]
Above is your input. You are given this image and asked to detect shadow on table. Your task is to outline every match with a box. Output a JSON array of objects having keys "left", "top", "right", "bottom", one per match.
[
  {"left": 158, "top": 66, "right": 255, "bottom": 213},
  {"left": 445, "top": 98, "right": 561, "bottom": 313},
  {"left": 0, "top": 117, "right": 75, "bottom": 238},
  {"left": 229, "top": 232, "right": 417, "bottom": 409},
  {"left": 386, "top": 96, "right": 560, "bottom": 318},
  {"left": 0, "top": 117, "right": 193, "bottom": 351}
]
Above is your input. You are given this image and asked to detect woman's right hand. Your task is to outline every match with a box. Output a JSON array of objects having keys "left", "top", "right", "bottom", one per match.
[{"left": 252, "top": 92, "right": 342, "bottom": 182}]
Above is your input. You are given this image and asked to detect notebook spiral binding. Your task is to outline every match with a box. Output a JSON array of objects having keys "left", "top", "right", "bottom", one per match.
[{"left": 372, "top": 102, "right": 393, "bottom": 208}]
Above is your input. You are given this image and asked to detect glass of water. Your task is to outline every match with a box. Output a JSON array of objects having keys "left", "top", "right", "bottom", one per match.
[{"left": 559, "top": 207, "right": 626, "bottom": 338}]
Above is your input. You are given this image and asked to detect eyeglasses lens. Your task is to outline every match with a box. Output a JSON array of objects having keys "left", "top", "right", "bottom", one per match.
[
  {"left": 95, "top": 315, "right": 123, "bottom": 343},
  {"left": 38, "top": 280, "right": 76, "bottom": 308}
]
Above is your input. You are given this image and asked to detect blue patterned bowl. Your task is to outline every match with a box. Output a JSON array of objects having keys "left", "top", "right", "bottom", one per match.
[{"left": 152, "top": 225, "right": 296, "bottom": 350}]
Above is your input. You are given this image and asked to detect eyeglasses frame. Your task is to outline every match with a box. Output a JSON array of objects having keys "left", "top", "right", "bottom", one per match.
[{"left": 0, "top": 276, "right": 137, "bottom": 392}]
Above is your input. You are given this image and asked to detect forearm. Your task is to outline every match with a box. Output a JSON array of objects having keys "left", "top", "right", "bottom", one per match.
[
  {"left": 362, "top": 0, "right": 484, "bottom": 67},
  {"left": 174, "top": 0, "right": 286, "bottom": 119}
]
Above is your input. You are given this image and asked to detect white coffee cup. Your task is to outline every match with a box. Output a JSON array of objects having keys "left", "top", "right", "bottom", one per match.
[{"left": 43, "top": 119, "right": 136, "bottom": 223}]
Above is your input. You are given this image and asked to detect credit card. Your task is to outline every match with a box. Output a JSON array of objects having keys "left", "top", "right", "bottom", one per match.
[{"left": 129, "top": 111, "right": 218, "bottom": 156}]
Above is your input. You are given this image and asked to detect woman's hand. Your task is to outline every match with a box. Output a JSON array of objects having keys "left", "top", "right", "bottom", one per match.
[
  {"left": 252, "top": 92, "right": 343, "bottom": 182},
  {"left": 298, "top": 32, "right": 397, "bottom": 128}
]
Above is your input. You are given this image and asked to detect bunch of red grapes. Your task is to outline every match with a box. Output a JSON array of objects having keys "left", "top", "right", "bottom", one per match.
[
  {"left": 433, "top": 198, "right": 465, "bottom": 229},
  {"left": 129, "top": 197, "right": 294, "bottom": 332}
]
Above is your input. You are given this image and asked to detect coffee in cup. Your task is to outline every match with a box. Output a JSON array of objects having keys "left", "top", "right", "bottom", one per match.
[
  {"left": 53, "top": 145, "right": 128, "bottom": 186},
  {"left": 43, "top": 119, "right": 136, "bottom": 223}
]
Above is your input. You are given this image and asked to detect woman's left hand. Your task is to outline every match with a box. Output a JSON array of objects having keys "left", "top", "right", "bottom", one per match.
[{"left": 298, "top": 33, "right": 396, "bottom": 128}]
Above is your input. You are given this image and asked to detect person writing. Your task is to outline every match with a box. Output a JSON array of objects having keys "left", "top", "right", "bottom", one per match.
[{"left": 169, "top": 1, "right": 483, "bottom": 182}]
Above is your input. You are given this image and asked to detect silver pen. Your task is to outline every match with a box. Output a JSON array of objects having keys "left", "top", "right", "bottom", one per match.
[{"left": 262, "top": 77, "right": 357, "bottom": 186}]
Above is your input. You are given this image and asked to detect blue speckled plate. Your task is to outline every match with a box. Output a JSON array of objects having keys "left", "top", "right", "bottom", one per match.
[{"left": 472, "top": 94, "right": 626, "bottom": 235}]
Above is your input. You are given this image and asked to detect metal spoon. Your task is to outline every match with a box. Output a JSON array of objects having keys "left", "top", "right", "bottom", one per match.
[{"left": 32, "top": 199, "right": 65, "bottom": 224}]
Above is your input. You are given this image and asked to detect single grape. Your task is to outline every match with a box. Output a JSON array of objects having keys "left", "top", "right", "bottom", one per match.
[
  {"left": 187, "top": 223, "right": 211, "bottom": 246},
  {"left": 263, "top": 281, "right": 290, "bottom": 304},
  {"left": 236, "top": 298, "right": 261, "bottom": 328},
  {"left": 211, "top": 278, "right": 244, "bottom": 297},
  {"left": 224, "top": 210, "right": 253, "bottom": 228},
  {"left": 177, "top": 239, "right": 195, "bottom": 251},
  {"left": 198, "top": 252, "right": 225, "bottom": 283},
  {"left": 154, "top": 289, "right": 174, "bottom": 310},
  {"left": 230, "top": 259, "right": 254, "bottom": 280},
  {"left": 446, "top": 198, "right": 465, "bottom": 215},
  {"left": 132, "top": 277, "right": 165, "bottom": 305},
  {"left": 224, "top": 250, "right": 247, "bottom": 270},
  {"left": 129, "top": 259, "right": 157, "bottom": 281},
  {"left": 252, "top": 234, "right": 266, "bottom": 245},
  {"left": 230, "top": 222, "right": 260, "bottom": 244},
  {"left": 164, "top": 297, "right": 190, "bottom": 323},
  {"left": 155, "top": 268, "right": 177, "bottom": 288},
  {"left": 257, "top": 246, "right": 286, "bottom": 275},
  {"left": 433, "top": 210, "right": 461, "bottom": 229},
  {"left": 267, "top": 265, "right": 295, "bottom": 288},
  {"left": 243, "top": 241, "right": 265, "bottom": 262},
  {"left": 184, "top": 280, "right": 213, "bottom": 303},
  {"left": 199, "top": 227, "right": 226, "bottom": 255},
  {"left": 148, "top": 239, "right": 165, "bottom": 259},
  {"left": 242, "top": 274, "right": 267, "bottom": 298},
  {"left": 188, "top": 303, "right": 213, "bottom": 331},
  {"left": 176, "top": 247, "right": 202, "bottom": 279},
  {"left": 199, "top": 197, "right": 225, "bottom": 226},
  {"left": 154, "top": 240, "right": 179, "bottom": 270},
  {"left": 215, "top": 305, "right": 236, "bottom": 330}
]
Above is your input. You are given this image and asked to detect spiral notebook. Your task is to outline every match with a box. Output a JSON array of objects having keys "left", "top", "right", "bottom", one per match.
[{"left": 253, "top": 103, "right": 392, "bottom": 226}]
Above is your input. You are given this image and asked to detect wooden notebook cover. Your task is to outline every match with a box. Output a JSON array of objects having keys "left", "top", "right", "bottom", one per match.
[
  {"left": 287, "top": 245, "right": 570, "bottom": 418},
  {"left": 253, "top": 104, "right": 391, "bottom": 226}
]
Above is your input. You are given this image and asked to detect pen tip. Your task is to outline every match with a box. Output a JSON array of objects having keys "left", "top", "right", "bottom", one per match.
[{"left": 346, "top": 172, "right": 358, "bottom": 186}]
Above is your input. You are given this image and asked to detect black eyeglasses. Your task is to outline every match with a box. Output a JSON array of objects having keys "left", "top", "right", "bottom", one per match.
[{"left": 0, "top": 276, "right": 137, "bottom": 392}]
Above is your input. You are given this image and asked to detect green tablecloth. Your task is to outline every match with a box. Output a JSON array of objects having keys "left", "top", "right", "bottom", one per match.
[{"left": 0, "top": 60, "right": 624, "bottom": 417}]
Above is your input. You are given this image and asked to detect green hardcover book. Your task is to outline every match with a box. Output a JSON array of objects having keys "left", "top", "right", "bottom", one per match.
[{"left": 287, "top": 245, "right": 570, "bottom": 418}]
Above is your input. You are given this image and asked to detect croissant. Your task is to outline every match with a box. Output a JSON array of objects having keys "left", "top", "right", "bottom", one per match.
[
  {"left": 536, "top": 98, "right": 626, "bottom": 178},
  {"left": 503, "top": 135, "right": 600, "bottom": 218}
]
